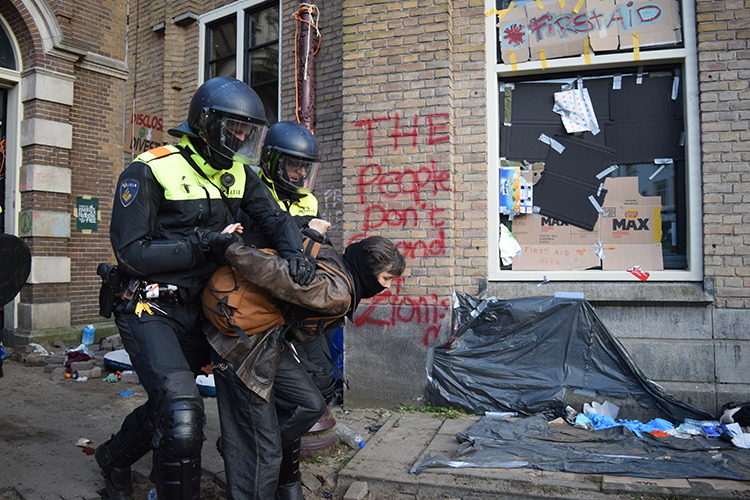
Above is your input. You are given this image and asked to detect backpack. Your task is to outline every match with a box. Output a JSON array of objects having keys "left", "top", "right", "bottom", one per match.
[
  {"left": 201, "top": 262, "right": 285, "bottom": 343},
  {"left": 201, "top": 239, "right": 353, "bottom": 344}
]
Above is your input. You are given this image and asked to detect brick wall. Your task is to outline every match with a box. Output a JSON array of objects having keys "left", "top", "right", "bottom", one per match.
[
  {"left": 4, "top": 0, "right": 127, "bottom": 343},
  {"left": 340, "top": 0, "right": 487, "bottom": 405},
  {"left": 696, "top": 0, "right": 750, "bottom": 308}
]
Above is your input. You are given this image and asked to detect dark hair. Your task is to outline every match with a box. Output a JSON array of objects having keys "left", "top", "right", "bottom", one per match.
[{"left": 361, "top": 236, "right": 406, "bottom": 277}]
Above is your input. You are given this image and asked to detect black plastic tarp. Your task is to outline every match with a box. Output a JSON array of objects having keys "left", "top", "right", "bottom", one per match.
[
  {"left": 425, "top": 292, "right": 713, "bottom": 422},
  {"left": 412, "top": 414, "right": 750, "bottom": 480}
]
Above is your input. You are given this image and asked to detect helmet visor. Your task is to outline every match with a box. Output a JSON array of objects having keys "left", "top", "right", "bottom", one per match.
[
  {"left": 220, "top": 117, "right": 268, "bottom": 165},
  {"left": 276, "top": 155, "right": 320, "bottom": 192}
]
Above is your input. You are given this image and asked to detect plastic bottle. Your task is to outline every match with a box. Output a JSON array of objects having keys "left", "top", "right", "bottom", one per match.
[
  {"left": 147, "top": 489, "right": 157, "bottom": 500},
  {"left": 333, "top": 423, "right": 365, "bottom": 449},
  {"left": 82, "top": 325, "right": 95, "bottom": 346}
]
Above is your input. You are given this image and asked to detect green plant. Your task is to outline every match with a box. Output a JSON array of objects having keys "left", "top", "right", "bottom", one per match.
[{"left": 393, "top": 402, "right": 469, "bottom": 419}]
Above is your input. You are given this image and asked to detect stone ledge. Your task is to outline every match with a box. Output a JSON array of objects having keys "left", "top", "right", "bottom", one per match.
[{"left": 487, "top": 281, "right": 713, "bottom": 306}]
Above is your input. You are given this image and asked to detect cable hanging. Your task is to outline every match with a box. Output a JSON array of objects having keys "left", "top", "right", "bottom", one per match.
[{"left": 294, "top": 3, "right": 322, "bottom": 127}]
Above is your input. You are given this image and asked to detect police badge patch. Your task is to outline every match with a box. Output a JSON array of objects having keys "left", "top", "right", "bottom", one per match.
[{"left": 120, "top": 179, "right": 139, "bottom": 207}]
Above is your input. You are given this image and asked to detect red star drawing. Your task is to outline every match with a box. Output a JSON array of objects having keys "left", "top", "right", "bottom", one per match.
[{"left": 503, "top": 23, "right": 527, "bottom": 48}]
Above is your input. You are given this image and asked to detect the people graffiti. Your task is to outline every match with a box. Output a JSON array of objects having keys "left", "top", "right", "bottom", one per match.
[{"left": 95, "top": 77, "right": 315, "bottom": 500}]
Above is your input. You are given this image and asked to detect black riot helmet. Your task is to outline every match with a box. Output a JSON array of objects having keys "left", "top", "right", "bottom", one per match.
[
  {"left": 260, "top": 121, "right": 321, "bottom": 196},
  {"left": 168, "top": 77, "right": 268, "bottom": 169}
]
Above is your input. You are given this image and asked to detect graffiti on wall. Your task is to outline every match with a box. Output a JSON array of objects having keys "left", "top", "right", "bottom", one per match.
[{"left": 350, "top": 112, "right": 452, "bottom": 345}]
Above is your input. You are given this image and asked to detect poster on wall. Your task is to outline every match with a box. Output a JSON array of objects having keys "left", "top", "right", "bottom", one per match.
[
  {"left": 498, "top": 0, "right": 682, "bottom": 64},
  {"left": 126, "top": 111, "right": 163, "bottom": 155},
  {"left": 75, "top": 196, "right": 99, "bottom": 233}
]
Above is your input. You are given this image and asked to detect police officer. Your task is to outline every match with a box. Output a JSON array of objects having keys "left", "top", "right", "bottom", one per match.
[
  {"left": 95, "top": 78, "right": 315, "bottom": 500},
  {"left": 238, "top": 120, "right": 321, "bottom": 246}
]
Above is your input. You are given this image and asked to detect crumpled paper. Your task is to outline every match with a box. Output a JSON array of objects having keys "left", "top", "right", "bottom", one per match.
[{"left": 553, "top": 83, "right": 600, "bottom": 135}]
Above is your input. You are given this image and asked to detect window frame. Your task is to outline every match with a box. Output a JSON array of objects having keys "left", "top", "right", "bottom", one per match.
[
  {"left": 484, "top": 0, "right": 702, "bottom": 282},
  {"left": 198, "top": 0, "right": 282, "bottom": 122}
]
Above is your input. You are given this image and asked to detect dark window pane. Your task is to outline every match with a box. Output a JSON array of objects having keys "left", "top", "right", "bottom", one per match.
[
  {"left": 244, "top": 3, "right": 279, "bottom": 123},
  {"left": 246, "top": 46, "right": 278, "bottom": 86},
  {"left": 0, "top": 26, "right": 16, "bottom": 70},
  {"left": 250, "top": 7, "right": 279, "bottom": 46},
  {"left": 499, "top": 64, "right": 687, "bottom": 269},
  {"left": 252, "top": 82, "right": 278, "bottom": 125},
  {"left": 206, "top": 18, "right": 236, "bottom": 79}
]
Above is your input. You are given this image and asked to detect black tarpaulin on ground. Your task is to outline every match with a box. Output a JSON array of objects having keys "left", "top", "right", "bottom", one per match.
[
  {"left": 425, "top": 292, "right": 713, "bottom": 422},
  {"left": 411, "top": 414, "right": 750, "bottom": 479}
]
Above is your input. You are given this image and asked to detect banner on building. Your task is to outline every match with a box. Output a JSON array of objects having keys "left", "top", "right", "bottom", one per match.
[
  {"left": 498, "top": 0, "right": 682, "bottom": 64},
  {"left": 127, "top": 111, "right": 163, "bottom": 155}
]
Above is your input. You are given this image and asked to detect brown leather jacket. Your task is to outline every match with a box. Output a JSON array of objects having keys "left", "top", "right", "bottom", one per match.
[{"left": 204, "top": 237, "right": 355, "bottom": 401}]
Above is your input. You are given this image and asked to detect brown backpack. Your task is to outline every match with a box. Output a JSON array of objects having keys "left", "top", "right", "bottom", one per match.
[
  {"left": 201, "top": 263, "right": 285, "bottom": 343},
  {"left": 201, "top": 239, "right": 354, "bottom": 344}
]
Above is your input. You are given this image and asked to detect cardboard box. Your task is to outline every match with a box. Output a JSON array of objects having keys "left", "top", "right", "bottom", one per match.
[
  {"left": 507, "top": 176, "right": 663, "bottom": 271},
  {"left": 602, "top": 243, "right": 664, "bottom": 271},
  {"left": 600, "top": 177, "right": 662, "bottom": 245},
  {"left": 512, "top": 214, "right": 600, "bottom": 246},
  {"left": 512, "top": 244, "right": 601, "bottom": 271}
]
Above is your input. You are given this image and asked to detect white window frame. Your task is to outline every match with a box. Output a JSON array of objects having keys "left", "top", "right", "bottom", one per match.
[
  {"left": 198, "top": 0, "right": 282, "bottom": 121},
  {"left": 484, "top": 0, "right": 702, "bottom": 282}
]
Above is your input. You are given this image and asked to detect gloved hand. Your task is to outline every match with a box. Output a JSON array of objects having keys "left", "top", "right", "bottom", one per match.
[
  {"left": 194, "top": 228, "right": 242, "bottom": 258},
  {"left": 286, "top": 253, "right": 315, "bottom": 286}
]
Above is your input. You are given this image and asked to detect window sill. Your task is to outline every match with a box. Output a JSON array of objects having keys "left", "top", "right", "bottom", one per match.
[{"left": 485, "top": 280, "right": 713, "bottom": 307}]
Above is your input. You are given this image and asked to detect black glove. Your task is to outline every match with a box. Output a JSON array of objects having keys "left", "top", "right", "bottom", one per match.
[
  {"left": 286, "top": 253, "right": 315, "bottom": 286},
  {"left": 194, "top": 228, "right": 242, "bottom": 258}
]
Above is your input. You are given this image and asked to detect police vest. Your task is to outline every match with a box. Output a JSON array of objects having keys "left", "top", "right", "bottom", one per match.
[{"left": 137, "top": 142, "right": 247, "bottom": 206}]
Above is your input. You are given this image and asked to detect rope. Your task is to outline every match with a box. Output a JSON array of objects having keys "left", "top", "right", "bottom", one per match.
[
  {"left": 294, "top": 3, "right": 322, "bottom": 127},
  {"left": 0, "top": 139, "right": 5, "bottom": 180}
]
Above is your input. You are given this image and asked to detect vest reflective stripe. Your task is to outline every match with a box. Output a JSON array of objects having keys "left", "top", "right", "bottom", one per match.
[{"left": 138, "top": 145, "right": 247, "bottom": 201}]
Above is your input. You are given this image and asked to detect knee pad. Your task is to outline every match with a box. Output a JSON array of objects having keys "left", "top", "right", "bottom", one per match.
[{"left": 158, "top": 399, "right": 205, "bottom": 459}]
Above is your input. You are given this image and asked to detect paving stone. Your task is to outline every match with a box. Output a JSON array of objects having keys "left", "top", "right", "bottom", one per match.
[
  {"left": 343, "top": 481, "right": 368, "bottom": 500},
  {"left": 46, "top": 355, "right": 65, "bottom": 366},
  {"left": 70, "top": 360, "right": 94, "bottom": 372},
  {"left": 50, "top": 367, "right": 67, "bottom": 381},
  {"left": 301, "top": 470, "right": 322, "bottom": 491},
  {"left": 24, "top": 354, "right": 47, "bottom": 367},
  {"left": 120, "top": 371, "right": 140, "bottom": 384},
  {"left": 77, "top": 367, "right": 102, "bottom": 379},
  {"left": 100, "top": 335, "right": 122, "bottom": 351},
  {"left": 52, "top": 340, "right": 68, "bottom": 350}
]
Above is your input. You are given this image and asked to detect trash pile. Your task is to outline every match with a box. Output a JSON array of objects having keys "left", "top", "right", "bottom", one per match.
[
  {"left": 2, "top": 329, "right": 219, "bottom": 396},
  {"left": 419, "top": 292, "right": 750, "bottom": 480},
  {"left": 4, "top": 333, "right": 136, "bottom": 384},
  {"left": 412, "top": 406, "right": 750, "bottom": 479},
  {"left": 567, "top": 399, "right": 750, "bottom": 449}
]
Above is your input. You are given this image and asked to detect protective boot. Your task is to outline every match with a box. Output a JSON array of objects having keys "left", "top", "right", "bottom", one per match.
[
  {"left": 95, "top": 406, "right": 154, "bottom": 500},
  {"left": 275, "top": 439, "right": 303, "bottom": 500},
  {"left": 152, "top": 450, "right": 202, "bottom": 500},
  {"left": 275, "top": 481, "right": 304, "bottom": 500},
  {"left": 152, "top": 398, "right": 204, "bottom": 500},
  {"left": 95, "top": 440, "right": 134, "bottom": 500}
]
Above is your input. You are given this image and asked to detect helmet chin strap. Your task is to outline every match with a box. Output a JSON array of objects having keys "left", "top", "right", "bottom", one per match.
[{"left": 200, "top": 140, "right": 233, "bottom": 170}]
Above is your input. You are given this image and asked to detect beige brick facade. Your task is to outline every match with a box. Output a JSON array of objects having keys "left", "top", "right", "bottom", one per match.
[{"left": 696, "top": 0, "right": 750, "bottom": 308}]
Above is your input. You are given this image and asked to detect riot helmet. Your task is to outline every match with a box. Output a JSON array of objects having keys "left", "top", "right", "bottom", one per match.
[
  {"left": 168, "top": 77, "right": 268, "bottom": 169},
  {"left": 260, "top": 121, "right": 321, "bottom": 195}
]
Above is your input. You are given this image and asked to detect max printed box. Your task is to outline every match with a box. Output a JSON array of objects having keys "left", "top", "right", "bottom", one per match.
[{"left": 509, "top": 176, "right": 663, "bottom": 271}]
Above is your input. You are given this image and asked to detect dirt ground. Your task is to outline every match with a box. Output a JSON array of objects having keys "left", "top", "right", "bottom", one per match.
[{"left": 0, "top": 345, "right": 407, "bottom": 500}]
